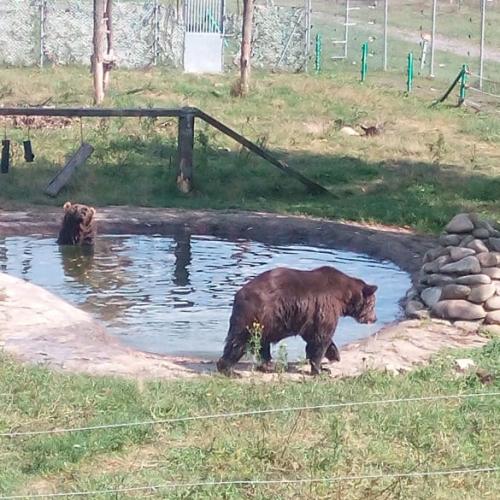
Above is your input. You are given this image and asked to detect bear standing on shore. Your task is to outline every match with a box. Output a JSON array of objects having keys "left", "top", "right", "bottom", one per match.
[
  {"left": 217, "top": 266, "right": 378, "bottom": 376},
  {"left": 57, "top": 202, "right": 97, "bottom": 246}
]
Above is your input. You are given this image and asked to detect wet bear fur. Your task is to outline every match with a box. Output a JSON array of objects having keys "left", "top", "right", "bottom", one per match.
[
  {"left": 217, "top": 266, "right": 378, "bottom": 376},
  {"left": 57, "top": 201, "right": 96, "bottom": 246}
]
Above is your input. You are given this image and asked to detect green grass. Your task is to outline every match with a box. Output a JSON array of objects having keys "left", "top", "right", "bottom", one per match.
[
  {"left": 0, "top": 339, "right": 498, "bottom": 498},
  {"left": 0, "top": 66, "right": 499, "bottom": 232}
]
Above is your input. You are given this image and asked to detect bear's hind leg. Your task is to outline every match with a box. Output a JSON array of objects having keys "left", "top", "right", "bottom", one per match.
[
  {"left": 305, "top": 340, "right": 330, "bottom": 376},
  {"left": 216, "top": 331, "right": 249, "bottom": 376}
]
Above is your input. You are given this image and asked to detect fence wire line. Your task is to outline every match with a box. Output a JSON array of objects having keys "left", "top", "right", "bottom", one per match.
[
  {"left": 1, "top": 392, "right": 498, "bottom": 438},
  {"left": 1, "top": 466, "right": 498, "bottom": 499},
  {"left": 468, "top": 86, "right": 500, "bottom": 100},
  {"left": 468, "top": 72, "right": 500, "bottom": 85}
]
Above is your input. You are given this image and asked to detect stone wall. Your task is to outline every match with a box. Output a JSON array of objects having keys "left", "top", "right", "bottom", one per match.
[{"left": 407, "top": 213, "right": 500, "bottom": 325}]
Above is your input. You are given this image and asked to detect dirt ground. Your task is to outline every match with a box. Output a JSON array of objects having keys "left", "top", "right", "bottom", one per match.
[{"left": 0, "top": 207, "right": 491, "bottom": 380}]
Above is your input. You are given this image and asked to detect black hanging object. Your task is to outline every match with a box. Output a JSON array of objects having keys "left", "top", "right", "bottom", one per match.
[
  {"left": 23, "top": 140, "right": 35, "bottom": 162},
  {"left": 1, "top": 140, "right": 10, "bottom": 174}
]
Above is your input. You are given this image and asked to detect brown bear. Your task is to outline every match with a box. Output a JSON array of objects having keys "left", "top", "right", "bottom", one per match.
[
  {"left": 57, "top": 201, "right": 97, "bottom": 246},
  {"left": 216, "top": 266, "right": 377, "bottom": 376}
]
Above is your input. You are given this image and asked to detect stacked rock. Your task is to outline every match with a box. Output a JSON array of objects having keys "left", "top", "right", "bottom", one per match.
[{"left": 408, "top": 213, "right": 500, "bottom": 325}]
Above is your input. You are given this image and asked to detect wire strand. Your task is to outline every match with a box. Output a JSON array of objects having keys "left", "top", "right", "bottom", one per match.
[
  {"left": 1, "top": 466, "right": 498, "bottom": 499},
  {"left": 468, "top": 86, "right": 500, "bottom": 99},
  {"left": 1, "top": 392, "right": 498, "bottom": 438}
]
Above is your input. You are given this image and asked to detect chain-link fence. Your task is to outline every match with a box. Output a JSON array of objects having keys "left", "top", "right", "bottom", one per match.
[{"left": 0, "top": 0, "right": 310, "bottom": 71}]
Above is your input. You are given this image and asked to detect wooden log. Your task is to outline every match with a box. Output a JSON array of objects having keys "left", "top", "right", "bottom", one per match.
[
  {"left": 238, "top": 0, "right": 254, "bottom": 96},
  {"left": 176, "top": 110, "right": 195, "bottom": 193},
  {"left": 103, "top": 0, "right": 114, "bottom": 93},
  {"left": 92, "top": 0, "right": 106, "bottom": 104},
  {"left": 45, "top": 143, "right": 94, "bottom": 197}
]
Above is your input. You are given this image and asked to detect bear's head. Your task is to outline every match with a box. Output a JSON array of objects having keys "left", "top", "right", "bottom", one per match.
[
  {"left": 57, "top": 202, "right": 96, "bottom": 246},
  {"left": 346, "top": 282, "right": 378, "bottom": 324}
]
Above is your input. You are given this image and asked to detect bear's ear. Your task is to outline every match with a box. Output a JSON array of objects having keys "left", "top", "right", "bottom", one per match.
[
  {"left": 363, "top": 284, "right": 378, "bottom": 297},
  {"left": 63, "top": 201, "right": 72, "bottom": 212},
  {"left": 89, "top": 207, "right": 96, "bottom": 218}
]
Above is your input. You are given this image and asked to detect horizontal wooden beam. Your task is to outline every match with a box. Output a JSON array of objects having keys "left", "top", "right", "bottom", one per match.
[{"left": 0, "top": 107, "right": 196, "bottom": 118}]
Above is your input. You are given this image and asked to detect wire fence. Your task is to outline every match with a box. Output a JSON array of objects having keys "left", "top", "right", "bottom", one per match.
[{"left": 0, "top": 466, "right": 498, "bottom": 498}]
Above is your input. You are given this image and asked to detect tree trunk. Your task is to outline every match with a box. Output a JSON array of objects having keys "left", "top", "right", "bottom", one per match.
[
  {"left": 92, "top": 0, "right": 106, "bottom": 104},
  {"left": 238, "top": 0, "right": 254, "bottom": 97},
  {"left": 103, "top": 0, "right": 113, "bottom": 92}
]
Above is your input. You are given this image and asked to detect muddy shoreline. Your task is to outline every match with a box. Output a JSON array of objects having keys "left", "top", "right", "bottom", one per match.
[{"left": 0, "top": 207, "right": 489, "bottom": 379}]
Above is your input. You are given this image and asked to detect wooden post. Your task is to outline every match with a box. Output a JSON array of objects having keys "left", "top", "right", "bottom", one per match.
[
  {"left": 92, "top": 0, "right": 106, "bottom": 105},
  {"left": 176, "top": 109, "right": 195, "bottom": 193},
  {"left": 45, "top": 143, "right": 94, "bottom": 197},
  {"left": 238, "top": 0, "right": 254, "bottom": 97}
]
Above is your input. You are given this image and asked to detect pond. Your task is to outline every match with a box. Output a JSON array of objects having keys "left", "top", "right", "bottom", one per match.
[{"left": 0, "top": 234, "right": 411, "bottom": 360}]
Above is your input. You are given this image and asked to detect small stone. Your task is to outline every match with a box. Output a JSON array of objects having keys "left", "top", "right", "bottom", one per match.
[
  {"left": 445, "top": 214, "right": 474, "bottom": 233},
  {"left": 485, "top": 310, "right": 500, "bottom": 325},
  {"left": 441, "top": 284, "right": 471, "bottom": 300},
  {"left": 483, "top": 268, "right": 500, "bottom": 280},
  {"left": 466, "top": 239, "right": 489, "bottom": 253},
  {"left": 454, "top": 358, "right": 476, "bottom": 372},
  {"left": 472, "top": 228, "right": 490, "bottom": 239},
  {"left": 489, "top": 238, "right": 500, "bottom": 252},
  {"left": 485, "top": 296, "right": 500, "bottom": 311},
  {"left": 459, "top": 235, "right": 475, "bottom": 247},
  {"left": 454, "top": 321, "right": 482, "bottom": 332},
  {"left": 449, "top": 247, "right": 476, "bottom": 261},
  {"left": 493, "top": 280, "right": 500, "bottom": 294},
  {"left": 426, "top": 274, "right": 455, "bottom": 286},
  {"left": 423, "top": 247, "right": 449, "bottom": 263},
  {"left": 455, "top": 274, "right": 492, "bottom": 285},
  {"left": 405, "top": 287, "right": 420, "bottom": 300},
  {"left": 439, "top": 234, "right": 462, "bottom": 247},
  {"left": 474, "top": 219, "right": 498, "bottom": 235},
  {"left": 468, "top": 284, "right": 496, "bottom": 303},
  {"left": 423, "top": 255, "right": 450, "bottom": 273},
  {"left": 340, "top": 126, "right": 360, "bottom": 136},
  {"left": 432, "top": 300, "right": 486, "bottom": 320},
  {"left": 440, "top": 256, "right": 481, "bottom": 275},
  {"left": 421, "top": 287, "right": 442, "bottom": 308},
  {"left": 476, "top": 252, "right": 500, "bottom": 267},
  {"left": 405, "top": 300, "right": 429, "bottom": 319}
]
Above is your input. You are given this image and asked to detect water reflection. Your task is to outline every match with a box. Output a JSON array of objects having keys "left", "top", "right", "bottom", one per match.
[{"left": 0, "top": 234, "right": 411, "bottom": 360}]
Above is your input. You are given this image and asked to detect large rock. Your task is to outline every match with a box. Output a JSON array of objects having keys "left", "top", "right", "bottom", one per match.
[
  {"left": 477, "top": 252, "right": 500, "bottom": 267},
  {"left": 421, "top": 287, "right": 442, "bottom": 308},
  {"left": 489, "top": 238, "right": 500, "bottom": 252},
  {"left": 439, "top": 256, "right": 481, "bottom": 275},
  {"left": 483, "top": 267, "right": 500, "bottom": 280},
  {"left": 426, "top": 274, "right": 455, "bottom": 286},
  {"left": 423, "top": 255, "right": 451, "bottom": 273},
  {"left": 485, "top": 310, "right": 500, "bottom": 325},
  {"left": 432, "top": 300, "right": 486, "bottom": 320},
  {"left": 459, "top": 235, "right": 475, "bottom": 247},
  {"left": 455, "top": 274, "right": 492, "bottom": 285},
  {"left": 405, "top": 300, "right": 429, "bottom": 319},
  {"left": 441, "top": 284, "right": 471, "bottom": 300},
  {"left": 466, "top": 239, "right": 489, "bottom": 253},
  {"left": 449, "top": 247, "right": 476, "bottom": 261},
  {"left": 445, "top": 214, "right": 474, "bottom": 233},
  {"left": 439, "top": 234, "right": 462, "bottom": 247},
  {"left": 467, "top": 284, "right": 496, "bottom": 304},
  {"left": 485, "top": 296, "right": 500, "bottom": 311},
  {"left": 423, "top": 247, "right": 449, "bottom": 263},
  {"left": 472, "top": 228, "right": 490, "bottom": 239}
]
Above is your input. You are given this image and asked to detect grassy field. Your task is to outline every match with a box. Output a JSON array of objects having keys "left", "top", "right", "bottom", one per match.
[
  {"left": 0, "top": 65, "right": 499, "bottom": 232},
  {"left": 0, "top": 339, "right": 498, "bottom": 498}
]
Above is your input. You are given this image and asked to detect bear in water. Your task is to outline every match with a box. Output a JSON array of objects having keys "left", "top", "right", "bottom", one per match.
[
  {"left": 216, "top": 266, "right": 377, "bottom": 376},
  {"left": 57, "top": 201, "right": 96, "bottom": 246}
]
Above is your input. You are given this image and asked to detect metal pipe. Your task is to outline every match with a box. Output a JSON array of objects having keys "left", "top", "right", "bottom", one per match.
[
  {"left": 430, "top": 0, "right": 437, "bottom": 77},
  {"left": 383, "top": 0, "right": 388, "bottom": 71},
  {"left": 479, "top": 0, "right": 486, "bottom": 90}
]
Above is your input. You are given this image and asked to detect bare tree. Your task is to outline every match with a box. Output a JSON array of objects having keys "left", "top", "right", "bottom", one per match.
[
  {"left": 92, "top": 0, "right": 114, "bottom": 104},
  {"left": 234, "top": 0, "right": 254, "bottom": 97}
]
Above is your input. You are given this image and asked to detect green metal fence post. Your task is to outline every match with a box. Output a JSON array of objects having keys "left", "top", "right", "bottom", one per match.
[
  {"left": 315, "top": 33, "right": 322, "bottom": 73},
  {"left": 459, "top": 64, "right": 468, "bottom": 105},
  {"left": 407, "top": 52, "right": 414, "bottom": 93},
  {"left": 361, "top": 43, "right": 368, "bottom": 82}
]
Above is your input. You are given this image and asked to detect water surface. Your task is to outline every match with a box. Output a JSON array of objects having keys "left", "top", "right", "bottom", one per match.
[{"left": 0, "top": 234, "right": 411, "bottom": 360}]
